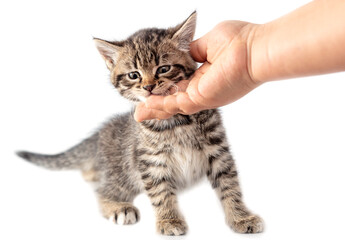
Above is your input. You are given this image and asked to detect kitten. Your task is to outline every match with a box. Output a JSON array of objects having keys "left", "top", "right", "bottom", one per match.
[{"left": 17, "top": 12, "right": 263, "bottom": 235}]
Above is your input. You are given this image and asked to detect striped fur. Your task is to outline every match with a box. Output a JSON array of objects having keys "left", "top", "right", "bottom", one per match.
[{"left": 17, "top": 12, "right": 263, "bottom": 235}]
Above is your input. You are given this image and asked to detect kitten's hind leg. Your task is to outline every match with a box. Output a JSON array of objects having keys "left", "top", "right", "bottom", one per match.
[
  {"left": 82, "top": 169, "right": 98, "bottom": 182},
  {"left": 98, "top": 197, "right": 140, "bottom": 225}
]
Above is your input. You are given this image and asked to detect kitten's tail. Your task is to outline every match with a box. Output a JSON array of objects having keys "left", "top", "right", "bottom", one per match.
[{"left": 16, "top": 133, "right": 98, "bottom": 170}]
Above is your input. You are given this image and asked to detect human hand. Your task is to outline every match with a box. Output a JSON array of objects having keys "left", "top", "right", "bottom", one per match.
[{"left": 134, "top": 21, "right": 261, "bottom": 122}]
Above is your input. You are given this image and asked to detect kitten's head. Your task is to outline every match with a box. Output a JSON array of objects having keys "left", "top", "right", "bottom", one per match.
[{"left": 94, "top": 12, "right": 197, "bottom": 102}]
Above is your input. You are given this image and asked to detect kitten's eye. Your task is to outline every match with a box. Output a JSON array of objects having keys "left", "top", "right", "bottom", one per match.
[
  {"left": 128, "top": 71, "right": 140, "bottom": 80},
  {"left": 156, "top": 65, "right": 171, "bottom": 74}
]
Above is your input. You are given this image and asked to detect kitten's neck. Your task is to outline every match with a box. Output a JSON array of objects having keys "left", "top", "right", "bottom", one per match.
[{"left": 137, "top": 109, "right": 219, "bottom": 131}]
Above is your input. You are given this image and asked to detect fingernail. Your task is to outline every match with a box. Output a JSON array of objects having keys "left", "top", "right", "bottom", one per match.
[{"left": 133, "top": 114, "right": 140, "bottom": 122}]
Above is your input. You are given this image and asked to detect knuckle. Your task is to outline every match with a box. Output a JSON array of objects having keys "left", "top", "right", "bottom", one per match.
[
  {"left": 161, "top": 113, "right": 173, "bottom": 120},
  {"left": 165, "top": 107, "right": 178, "bottom": 115},
  {"left": 179, "top": 104, "right": 196, "bottom": 114},
  {"left": 163, "top": 96, "right": 179, "bottom": 114}
]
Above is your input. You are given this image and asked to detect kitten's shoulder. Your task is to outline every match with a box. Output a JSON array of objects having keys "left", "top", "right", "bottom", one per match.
[
  {"left": 99, "top": 112, "right": 136, "bottom": 133},
  {"left": 192, "top": 109, "right": 221, "bottom": 125}
]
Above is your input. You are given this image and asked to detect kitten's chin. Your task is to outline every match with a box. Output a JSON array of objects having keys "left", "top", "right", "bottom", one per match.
[
  {"left": 136, "top": 87, "right": 173, "bottom": 102},
  {"left": 137, "top": 95, "right": 147, "bottom": 103},
  {"left": 136, "top": 93, "right": 166, "bottom": 102}
]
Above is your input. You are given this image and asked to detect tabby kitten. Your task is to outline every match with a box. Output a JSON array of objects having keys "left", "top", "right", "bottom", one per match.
[{"left": 17, "top": 12, "right": 263, "bottom": 235}]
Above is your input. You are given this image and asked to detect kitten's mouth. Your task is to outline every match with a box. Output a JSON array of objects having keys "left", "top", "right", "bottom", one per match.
[
  {"left": 137, "top": 85, "right": 175, "bottom": 102},
  {"left": 137, "top": 92, "right": 166, "bottom": 102},
  {"left": 149, "top": 85, "right": 174, "bottom": 96},
  {"left": 149, "top": 93, "right": 165, "bottom": 96}
]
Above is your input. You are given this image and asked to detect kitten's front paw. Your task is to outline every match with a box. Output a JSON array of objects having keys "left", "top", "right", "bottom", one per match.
[
  {"left": 231, "top": 215, "right": 264, "bottom": 233},
  {"left": 109, "top": 205, "right": 140, "bottom": 225},
  {"left": 157, "top": 219, "right": 188, "bottom": 236}
]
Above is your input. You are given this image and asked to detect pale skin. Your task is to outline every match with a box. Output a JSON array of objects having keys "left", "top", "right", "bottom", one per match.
[{"left": 134, "top": 0, "right": 345, "bottom": 122}]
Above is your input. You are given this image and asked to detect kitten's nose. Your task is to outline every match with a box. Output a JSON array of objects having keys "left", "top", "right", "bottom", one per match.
[{"left": 143, "top": 84, "right": 156, "bottom": 92}]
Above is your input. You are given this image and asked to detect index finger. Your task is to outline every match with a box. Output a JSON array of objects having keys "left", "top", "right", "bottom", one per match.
[
  {"left": 145, "top": 91, "right": 203, "bottom": 115},
  {"left": 134, "top": 102, "right": 173, "bottom": 122}
]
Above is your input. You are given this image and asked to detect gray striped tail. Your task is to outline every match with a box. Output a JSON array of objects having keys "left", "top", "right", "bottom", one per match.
[{"left": 16, "top": 133, "right": 98, "bottom": 170}]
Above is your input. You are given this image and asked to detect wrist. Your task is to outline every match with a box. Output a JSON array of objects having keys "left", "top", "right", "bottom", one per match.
[{"left": 246, "top": 23, "right": 272, "bottom": 84}]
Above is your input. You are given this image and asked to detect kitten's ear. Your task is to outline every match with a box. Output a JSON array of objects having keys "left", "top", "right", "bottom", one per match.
[
  {"left": 94, "top": 38, "right": 123, "bottom": 70},
  {"left": 172, "top": 11, "right": 197, "bottom": 52}
]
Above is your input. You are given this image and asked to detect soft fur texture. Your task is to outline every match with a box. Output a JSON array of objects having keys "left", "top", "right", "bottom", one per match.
[{"left": 17, "top": 12, "right": 263, "bottom": 235}]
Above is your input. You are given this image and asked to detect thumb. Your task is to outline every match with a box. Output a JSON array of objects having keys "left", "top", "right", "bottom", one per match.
[{"left": 190, "top": 37, "right": 208, "bottom": 63}]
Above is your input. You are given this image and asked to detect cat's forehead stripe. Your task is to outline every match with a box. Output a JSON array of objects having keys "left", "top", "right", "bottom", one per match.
[
  {"left": 133, "top": 47, "right": 160, "bottom": 69},
  {"left": 126, "top": 28, "right": 171, "bottom": 69}
]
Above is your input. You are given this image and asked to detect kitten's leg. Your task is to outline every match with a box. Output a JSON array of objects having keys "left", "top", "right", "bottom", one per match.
[
  {"left": 81, "top": 169, "right": 98, "bottom": 182},
  {"left": 81, "top": 161, "right": 99, "bottom": 182},
  {"left": 98, "top": 197, "right": 140, "bottom": 225},
  {"left": 207, "top": 147, "right": 264, "bottom": 233},
  {"left": 139, "top": 159, "right": 187, "bottom": 236}
]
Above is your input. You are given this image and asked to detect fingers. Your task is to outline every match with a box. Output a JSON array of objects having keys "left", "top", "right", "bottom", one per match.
[
  {"left": 135, "top": 77, "right": 201, "bottom": 121},
  {"left": 185, "top": 62, "right": 212, "bottom": 106},
  {"left": 169, "top": 80, "right": 189, "bottom": 94},
  {"left": 146, "top": 95, "right": 180, "bottom": 114},
  {"left": 175, "top": 92, "right": 204, "bottom": 114},
  {"left": 190, "top": 38, "right": 208, "bottom": 63},
  {"left": 134, "top": 103, "right": 173, "bottom": 122},
  {"left": 145, "top": 92, "right": 203, "bottom": 116},
  {"left": 135, "top": 94, "right": 200, "bottom": 122}
]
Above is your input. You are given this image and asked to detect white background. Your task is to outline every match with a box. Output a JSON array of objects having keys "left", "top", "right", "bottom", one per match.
[{"left": 1, "top": 0, "right": 345, "bottom": 239}]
